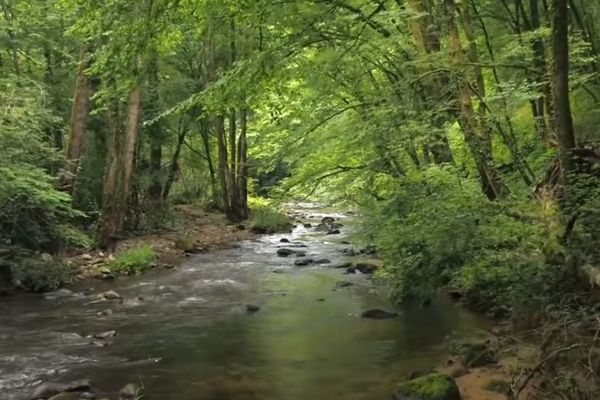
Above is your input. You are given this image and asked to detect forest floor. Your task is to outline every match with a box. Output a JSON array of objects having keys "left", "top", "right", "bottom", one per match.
[{"left": 73, "top": 205, "right": 254, "bottom": 280}]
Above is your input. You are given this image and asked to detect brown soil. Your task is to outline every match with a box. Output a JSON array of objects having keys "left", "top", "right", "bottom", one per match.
[
  {"left": 444, "top": 361, "right": 511, "bottom": 400},
  {"left": 72, "top": 205, "right": 253, "bottom": 279}
]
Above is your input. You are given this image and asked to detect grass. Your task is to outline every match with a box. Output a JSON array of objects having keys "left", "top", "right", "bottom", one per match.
[{"left": 107, "top": 245, "right": 155, "bottom": 275}]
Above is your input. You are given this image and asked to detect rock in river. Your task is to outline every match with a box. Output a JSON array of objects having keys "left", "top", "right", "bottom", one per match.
[
  {"left": 334, "top": 281, "right": 354, "bottom": 289},
  {"left": 98, "top": 290, "right": 121, "bottom": 301},
  {"left": 48, "top": 393, "right": 83, "bottom": 400},
  {"left": 392, "top": 373, "right": 460, "bottom": 400},
  {"left": 276, "top": 248, "right": 295, "bottom": 257},
  {"left": 246, "top": 304, "right": 261, "bottom": 313},
  {"left": 294, "top": 258, "right": 314, "bottom": 266},
  {"left": 30, "top": 380, "right": 91, "bottom": 399},
  {"left": 119, "top": 383, "right": 142, "bottom": 400},
  {"left": 93, "top": 330, "right": 117, "bottom": 339},
  {"left": 361, "top": 309, "right": 398, "bottom": 319}
]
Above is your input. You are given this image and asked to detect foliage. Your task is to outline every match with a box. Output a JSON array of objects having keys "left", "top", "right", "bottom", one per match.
[
  {"left": 0, "top": 166, "right": 88, "bottom": 251},
  {"left": 11, "top": 256, "right": 75, "bottom": 293},
  {"left": 248, "top": 198, "right": 291, "bottom": 233},
  {"left": 394, "top": 373, "right": 460, "bottom": 400},
  {"left": 364, "top": 166, "right": 569, "bottom": 315},
  {"left": 107, "top": 246, "right": 155, "bottom": 275}
]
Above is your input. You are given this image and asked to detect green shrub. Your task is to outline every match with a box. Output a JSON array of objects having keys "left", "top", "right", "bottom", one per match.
[
  {"left": 365, "top": 165, "right": 567, "bottom": 315},
  {"left": 107, "top": 246, "right": 155, "bottom": 275},
  {"left": 248, "top": 198, "right": 291, "bottom": 233},
  {"left": 0, "top": 166, "right": 89, "bottom": 251},
  {"left": 11, "top": 255, "right": 75, "bottom": 293},
  {"left": 0, "top": 78, "right": 89, "bottom": 253}
]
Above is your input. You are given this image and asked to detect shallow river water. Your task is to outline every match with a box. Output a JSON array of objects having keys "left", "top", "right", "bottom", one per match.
[{"left": 0, "top": 206, "right": 489, "bottom": 400}]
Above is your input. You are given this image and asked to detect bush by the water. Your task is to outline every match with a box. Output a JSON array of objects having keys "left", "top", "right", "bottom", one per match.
[
  {"left": 107, "top": 246, "right": 155, "bottom": 275},
  {"left": 11, "top": 254, "right": 75, "bottom": 293},
  {"left": 248, "top": 198, "right": 291, "bottom": 233},
  {"left": 365, "top": 166, "right": 570, "bottom": 316}
]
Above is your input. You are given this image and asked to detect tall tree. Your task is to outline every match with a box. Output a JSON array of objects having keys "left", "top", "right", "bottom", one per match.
[{"left": 552, "top": 0, "right": 576, "bottom": 177}]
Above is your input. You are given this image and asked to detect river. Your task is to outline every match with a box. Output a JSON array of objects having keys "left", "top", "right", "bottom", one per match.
[{"left": 0, "top": 205, "right": 489, "bottom": 400}]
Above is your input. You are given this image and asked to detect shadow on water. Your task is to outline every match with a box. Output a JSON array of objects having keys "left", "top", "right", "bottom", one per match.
[{"left": 0, "top": 205, "right": 491, "bottom": 400}]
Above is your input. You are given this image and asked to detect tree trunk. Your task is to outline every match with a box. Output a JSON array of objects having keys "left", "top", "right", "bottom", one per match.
[
  {"left": 552, "top": 0, "right": 576, "bottom": 177},
  {"left": 100, "top": 85, "right": 142, "bottom": 247},
  {"left": 200, "top": 119, "right": 218, "bottom": 201},
  {"left": 406, "top": 0, "right": 455, "bottom": 164},
  {"left": 162, "top": 123, "right": 187, "bottom": 201},
  {"left": 100, "top": 91, "right": 121, "bottom": 248},
  {"left": 237, "top": 108, "right": 249, "bottom": 219},
  {"left": 445, "top": 0, "right": 508, "bottom": 200},
  {"left": 215, "top": 116, "right": 231, "bottom": 216},
  {"left": 228, "top": 110, "right": 240, "bottom": 220},
  {"left": 147, "top": 50, "right": 163, "bottom": 200},
  {"left": 65, "top": 45, "right": 91, "bottom": 191},
  {"left": 474, "top": 3, "right": 534, "bottom": 180}
]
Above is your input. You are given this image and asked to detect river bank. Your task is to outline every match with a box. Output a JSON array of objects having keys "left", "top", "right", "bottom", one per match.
[{"left": 73, "top": 205, "right": 255, "bottom": 281}]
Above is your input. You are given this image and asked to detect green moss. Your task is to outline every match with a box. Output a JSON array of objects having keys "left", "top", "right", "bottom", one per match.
[
  {"left": 107, "top": 246, "right": 155, "bottom": 276},
  {"left": 450, "top": 340, "right": 497, "bottom": 368},
  {"left": 484, "top": 379, "right": 510, "bottom": 394},
  {"left": 393, "top": 373, "right": 460, "bottom": 400}
]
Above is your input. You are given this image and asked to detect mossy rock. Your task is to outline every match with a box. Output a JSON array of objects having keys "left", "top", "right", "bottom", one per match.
[
  {"left": 450, "top": 340, "right": 497, "bottom": 368},
  {"left": 393, "top": 373, "right": 461, "bottom": 400}
]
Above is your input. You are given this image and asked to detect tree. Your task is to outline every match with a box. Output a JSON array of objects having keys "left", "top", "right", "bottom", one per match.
[{"left": 552, "top": 0, "right": 576, "bottom": 177}]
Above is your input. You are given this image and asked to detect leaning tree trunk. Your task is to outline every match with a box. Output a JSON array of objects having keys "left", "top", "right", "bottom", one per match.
[
  {"left": 552, "top": 0, "right": 576, "bottom": 178},
  {"left": 162, "top": 123, "right": 187, "bottom": 202},
  {"left": 445, "top": 0, "right": 508, "bottom": 200}
]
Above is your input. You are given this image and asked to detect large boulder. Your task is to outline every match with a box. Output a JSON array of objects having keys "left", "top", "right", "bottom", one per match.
[{"left": 392, "top": 373, "right": 461, "bottom": 400}]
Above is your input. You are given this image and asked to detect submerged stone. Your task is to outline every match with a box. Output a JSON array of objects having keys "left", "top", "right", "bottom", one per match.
[
  {"left": 361, "top": 309, "right": 398, "bottom": 319},
  {"left": 246, "top": 304, "right": 261, "bottom": 313}
]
